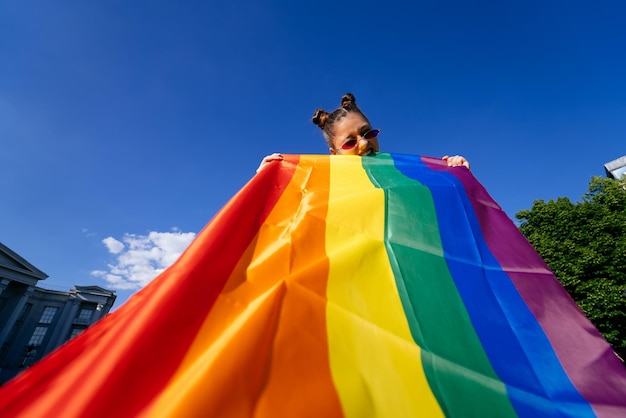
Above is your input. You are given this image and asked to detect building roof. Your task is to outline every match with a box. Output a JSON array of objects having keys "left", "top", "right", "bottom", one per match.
[
  {"left": 0, "top": 242, "right": 48, "bottom": 283},
  {"left": 604, "top": 155, "right": 626, "bottom": 179}
]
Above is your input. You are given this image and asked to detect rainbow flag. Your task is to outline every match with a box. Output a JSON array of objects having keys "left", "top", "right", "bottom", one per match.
[{"left": 1, "top": 154, "right": 625, "bottom": 417}]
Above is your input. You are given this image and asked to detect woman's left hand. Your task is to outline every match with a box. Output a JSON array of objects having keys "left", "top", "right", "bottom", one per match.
[{"left": 442, "top": 155, "right": 470, "bottom": 170}]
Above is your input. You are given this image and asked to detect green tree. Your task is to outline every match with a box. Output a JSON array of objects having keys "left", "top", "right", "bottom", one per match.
[{"left": 516, "top": 176, "right": 626, "bottom": 360}]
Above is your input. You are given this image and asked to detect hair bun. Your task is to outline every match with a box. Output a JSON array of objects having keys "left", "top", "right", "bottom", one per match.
[
  {"left": 340, "top": 93, "right": 356, "bottom": 109},
  {"left": 312, "top": 108, "right": 330, "bottom": 129}
]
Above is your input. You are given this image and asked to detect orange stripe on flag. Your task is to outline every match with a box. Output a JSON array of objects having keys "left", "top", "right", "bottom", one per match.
[{"left": 144, "top": 156, "right": 343, "bottom": 417}]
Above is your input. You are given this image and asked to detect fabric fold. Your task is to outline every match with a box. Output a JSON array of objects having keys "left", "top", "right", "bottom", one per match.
[{"left": 0, "top": 153, "right": 624, "bottom": 418}]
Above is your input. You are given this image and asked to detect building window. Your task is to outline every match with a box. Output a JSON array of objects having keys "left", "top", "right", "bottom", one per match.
[
  {"left": 28, "top": 327, "right": 48, "bottom": 346},
  {"left": 69, "top": 328, "right": 84, "bottom": 339},
  {"left": 39, "top": 307, "right": 58, "bottom": 324},
  {"left": 21, "top": 345, "right": 38, "bottom": 368},
  {"left": 74, "top": 308, "right": 93, "bottom": 325}
]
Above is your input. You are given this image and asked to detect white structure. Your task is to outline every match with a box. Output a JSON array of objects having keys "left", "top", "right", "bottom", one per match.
[{"left": 604, "top": 155, "right": 626, "bottom": 179}]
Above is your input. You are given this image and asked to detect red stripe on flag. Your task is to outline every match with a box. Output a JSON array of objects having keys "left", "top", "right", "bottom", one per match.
[{"left": 0, "top": 157, "right": 299, "bottom": 418}]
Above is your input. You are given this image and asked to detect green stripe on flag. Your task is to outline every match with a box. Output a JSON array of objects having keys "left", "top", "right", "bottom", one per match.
[{"left": 363, "top": 154, "right": 517, "bottom": 418}]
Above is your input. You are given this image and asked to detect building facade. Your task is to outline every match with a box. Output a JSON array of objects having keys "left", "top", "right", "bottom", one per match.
[
  {"left": 0, "top": 242, "right": 116, "bottom": 384},
  {"left": 604, "top": 155, "right": 626, "bottom": 179}
]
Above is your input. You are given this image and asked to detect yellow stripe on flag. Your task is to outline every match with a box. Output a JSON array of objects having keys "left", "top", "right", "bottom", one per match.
[{"left": 325, "top": 156, "right": 444, "bottom": 418}]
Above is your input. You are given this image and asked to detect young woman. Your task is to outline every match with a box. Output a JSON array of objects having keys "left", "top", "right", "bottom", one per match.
[{"left": 257, "top": 93, "right": 469, "bottom": 172}]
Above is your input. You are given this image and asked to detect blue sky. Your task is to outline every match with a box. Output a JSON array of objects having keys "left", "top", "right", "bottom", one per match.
[{"left": 2, "top": 1, "right": 625, "bottom": 308}]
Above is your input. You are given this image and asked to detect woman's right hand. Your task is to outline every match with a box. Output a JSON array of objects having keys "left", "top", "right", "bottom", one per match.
[
  {"left": 256, "top": 153, "right": 284, "bottom": 173},
  {"left": 442, "top": 155, "right": 470, "bottom": 170}
]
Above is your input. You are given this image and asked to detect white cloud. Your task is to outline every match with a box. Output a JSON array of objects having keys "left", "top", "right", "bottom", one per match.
[
  {"left": 82, "top": 228, "right": 95, "bottom": 237},
  {"left": 102, "top": 236, "right": 124, "bottom": 254},
  {"left": 92, "top": 229, "right": 196, "bottom": 290}
]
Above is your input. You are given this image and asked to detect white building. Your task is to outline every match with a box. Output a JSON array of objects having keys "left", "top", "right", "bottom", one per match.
[{"left": 604, "top": 155, "right": 626, "bottom": 179}]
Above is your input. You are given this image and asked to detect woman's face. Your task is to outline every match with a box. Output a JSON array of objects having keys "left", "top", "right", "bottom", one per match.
[{"left": 329, "top": 112, "right": 380, "bottom": 156}]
